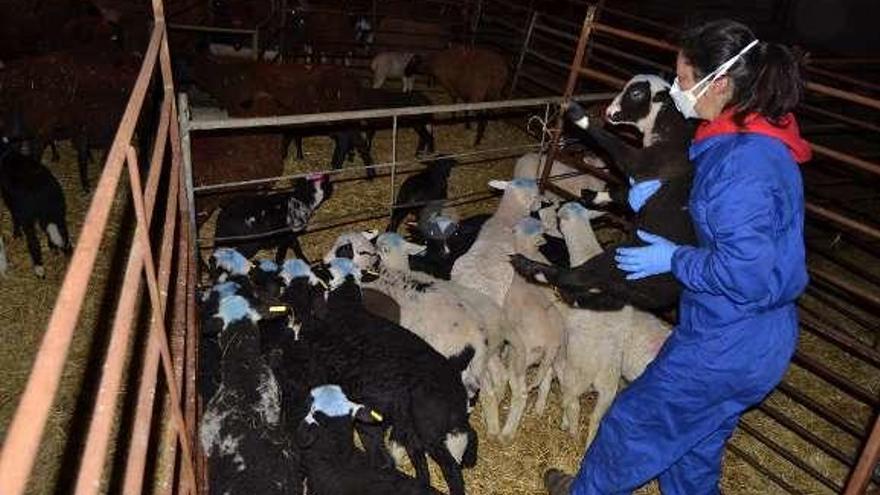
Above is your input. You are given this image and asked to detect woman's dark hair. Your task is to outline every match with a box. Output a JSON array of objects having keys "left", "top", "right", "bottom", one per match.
[{"left": 680, "top": 19, "right": 805, "bottom": 126}]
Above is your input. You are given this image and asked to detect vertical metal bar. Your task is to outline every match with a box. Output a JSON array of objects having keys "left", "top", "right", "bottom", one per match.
[
  {"left": 73, "top": 96, "right": 171, "bottom": 495},
  {"left": 539, "top": 102, "right": 550, "bottom": 151},
  {"left": 124, "top": 145, "right": 198, "bottom": 494},
  {"left": 178, "top": 93, "right": 199, "bottom": 272},
  {"left": 845, "top": 413, "right": 880, "bottom": 494},
  {"left": 509, "top": 11, "right": 538, "bottom": 98},
  {"left": 389, "top": 115, "right": 398, "bottom": 220},
  {"left": 538, "top": 5, "right": 596, "bottom": 192}
]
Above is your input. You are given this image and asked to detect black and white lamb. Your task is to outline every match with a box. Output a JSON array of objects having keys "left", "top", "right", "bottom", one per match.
[
  {"left": 296, "top": 385, "right": 444, "bottom": 495},
  {"left": 405, "top": 208, "right": 491, "bottom": 280},
  {"left": 511, "top": 74, "right": 697, "bottom": 311},
  {"left": 199, "top": 294, "right": 303, "bottom": 495},
  {"left": 0, "top": 137, "right": 72, "bottom": 277},
  {"left": 214, "top": 173, "right": 332, "bottom": 263},
  {"left": 303, "top": 258, "right": 478, "bottom": 495}
]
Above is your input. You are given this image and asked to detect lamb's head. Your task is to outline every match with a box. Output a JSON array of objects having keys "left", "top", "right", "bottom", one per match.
[
  {"left": 327, "top": 257, "right": 362, "bottom": 290},
  {"left": 249, "top": 259, "right": 284, "bottom": 302},
  {"left": 376, "top": 233, "right": 426, "bottom": 270},
  {"left": 557, "top": 202, "right": 603, "bottom": 262},
  {"left": 279, "top": 259, "right": 323, "bottom": 287},
  {"left": 512, "top": 217, "right": 546, "bottom": 255},
  {"left": 296, "top": 385, "right": 383, "bottom": 451},
  {"left": 530, "top": 196, "right": 563, "bottom": 238},
  {"left": 214, "top": 294, "right": 261, "bottom": 330},
  {"left": 324, "top": 231, "right": 379, "bottom": 271},
  {"left": 211, "top": 248, "right": 253, "bottom": 278},
  {"left": 489, "top": 178, "right": 541, "bottom": 218},
  {"left": 604, "top": 74, "right": 673, "bottom": 144}
]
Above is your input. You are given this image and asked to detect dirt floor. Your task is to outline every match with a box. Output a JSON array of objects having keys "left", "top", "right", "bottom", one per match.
[{"left": 2, "top": 82, "right": 879, "bottom": 494}]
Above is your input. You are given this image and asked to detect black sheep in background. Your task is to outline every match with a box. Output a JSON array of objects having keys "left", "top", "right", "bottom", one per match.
[
  {"left": 511, "top": 75, "right": 697, "bottom": 312},
  {"left": 386, "top": 155, "right": 456, "bottom": 233},
  {"left": 0, "top": 137, "right": 72, "bottom": 277}
]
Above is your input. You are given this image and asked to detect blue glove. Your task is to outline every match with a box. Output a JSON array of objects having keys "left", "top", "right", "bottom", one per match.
[
  {"left": 627, "top": 178, "right": 662, "bottom": 213},
  {"left": 615, "top": 230, "right": 678, "bottom": 280}
]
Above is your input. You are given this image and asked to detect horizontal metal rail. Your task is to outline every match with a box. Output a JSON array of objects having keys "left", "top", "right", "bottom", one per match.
[{"left": 186, "top": 93, "right": 617, "bottom": 131}]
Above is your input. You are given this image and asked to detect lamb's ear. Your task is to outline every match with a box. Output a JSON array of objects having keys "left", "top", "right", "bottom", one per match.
[
  {"left": 403, "top": 240, "right": 427, "bottom": 256},
  {"left": 487, "top": 180, "right": 509, "bottom": 191},
  {"left": 353, "top": 405, "right": 383, "bottom": 424}
]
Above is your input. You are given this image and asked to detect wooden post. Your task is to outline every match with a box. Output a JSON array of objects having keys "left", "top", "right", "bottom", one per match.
[
  {"left": 508, "top": 10, "right": 538, "bottom": 98},
  {"left": 537, "top": 4, "right": 597, "bottom": 192}
]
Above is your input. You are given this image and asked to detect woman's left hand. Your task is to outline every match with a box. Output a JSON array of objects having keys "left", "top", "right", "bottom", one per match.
[{"left": 615, "top": 230, "right": 679, "bottom": 280}]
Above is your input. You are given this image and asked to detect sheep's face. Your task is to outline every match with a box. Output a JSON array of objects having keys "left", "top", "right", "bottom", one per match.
[
  {"left": 376, "top": 233, "right": 426, "bottom": 262},
  {"left": 327, "top": 257, "right": 361, "bottom": 290},
  {"left": 297, "top": 385, "right": 383, "bottom": 449},
  {"left": 214, "top": 294, "right": 261, "bottom": 330},
  {"left": 604, "top": 75, "right": 671, "bottom": 136},
  {"left": 513, "top": 217, "right": 545, "bottom": 251},
  {"left": 324, "top": 232, "right": 378, "bottom": 271},
  {"left": 558, "top": 202, "right": 601, "bottom": 237},
  {"left": 489, "top": 178, "right": 540, "bottom": 214}
]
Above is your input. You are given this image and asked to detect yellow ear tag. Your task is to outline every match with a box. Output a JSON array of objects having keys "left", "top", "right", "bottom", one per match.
[
  {"left": 370, "top": 410, "right": 384, "bottom": 422},
  {"left": 269, "top": 305, "right": 288, "bottom": 313}
]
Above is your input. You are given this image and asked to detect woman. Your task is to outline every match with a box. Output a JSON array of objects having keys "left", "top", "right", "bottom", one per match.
[{"left": 545, "top": 19, "right": 812, "bottom": 494}]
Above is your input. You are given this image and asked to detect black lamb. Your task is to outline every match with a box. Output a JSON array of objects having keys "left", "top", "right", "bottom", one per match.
[
  {"left": 386, "top": 155, "right": 456, "bottom": 232},
  {"left": 511, "top": 74, "right": 697, "bottom": 311}
]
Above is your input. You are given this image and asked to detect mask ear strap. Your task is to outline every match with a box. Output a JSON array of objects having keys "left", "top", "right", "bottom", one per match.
[{"left": 694, "top": 39, "right": 761, "bottom": 98}]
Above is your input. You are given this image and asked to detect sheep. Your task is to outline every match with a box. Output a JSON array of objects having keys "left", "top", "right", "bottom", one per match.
[
  {"left": 199, "top": 294, "right": 303, "bottom": 495},
  {"left": 296, "top": 385, "right": 444, "bottom": 495},
  {"left": 357, "top": 232, "right": 504, "bottom": 435},
  {"left": 513, "top": 150, "right": 607, "bottom": 200},
  {"left": 298, "top": 258, "right": 478, "bottom": 495},
  {"left": 213, "top": 173, "right": 332, "bottom": 263},
  {"left": 371, "top": 52, "right": 419, "bottom": 92},
  {"left": 546, "top": 202, "right": 671, "bottom": 447},
  {"left": 511, "top": 74, "right": 697, "bottom": 312},
  {"left": 359, "top": 88, "right": 436, "bottom": 159},
  {"left": 413, "top": 46, "right": 509, "bottom": 145},
  {"left": 0, "top": 138, "right": 72, "bottom": 277},
  {"left": 450, "top": 178, "right": 541, "bottom": 307},
  {"left": 386, "top": 155, "right": 455, "bottom": 233},
  {"left": 498, "top": 217, "right": 565, "bottom": 441}
]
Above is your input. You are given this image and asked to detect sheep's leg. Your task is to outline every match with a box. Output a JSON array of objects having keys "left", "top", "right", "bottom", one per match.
[
  {"left": 487, "top": 354, "right": 508, "bottom": 401},
  {"left": 372, "top": 72, "right": 385, "bottom": 89},
  {"left": 586, "top": 370, "right": 619, "bottom": 449},
  {"left": 509, "top": 253, "right": 561, "bottom": 285},
  {"left": 294, "top": 134, "right": 304, "bottom": 160},
  {"left": 584, "top": 126, "right": 644, "bottom": 177},
  {"left": 356, "top": 423, "right": 394, "bottom": 469},
  {"left": 49, "top": 141, "right": 60, "bottom": 162},
  {"left": 22, "top": 222, "right": 45, "bottom": 278},
  {"left": 559, "top": 362, "right": 586, "bottom": 436},
  {"left": 352, "top": 132, "right": 375, "bottom": 180},
  {"left": 406, "top": 444, "right": 432, "bottom": 489},
  {"left": 474, "top": 111, "right": 488, "bottom": 146},
  {"left": 288, "top": 235, "right": 308, "bottom": 263},
  {"left": 385, "top": 206, "right": 409, "bottom": 233},
  {"left": 479, "top": 373, "right": 501, "bottom": 437},
  {"left": 428, "top": 445, "right": 466, "bottom": 495},
  {"left": 500, "top": 344, "right": 528, "bottom": 441},
  {"left": 413, "top": 121, "right": 434, "bottom": 156},
  {"left": 532, "top": 347, "right": 558, "bottom": 416},
  {"left": 75, "top": 135, "right": 91, "bottom": 193}
]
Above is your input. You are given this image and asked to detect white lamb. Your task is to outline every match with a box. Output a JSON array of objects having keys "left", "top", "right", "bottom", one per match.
[
  {"left": 552, "top": 202, "right": 671, "bottom": 447},
  {"left": 513, "top": 151, "right": 607, "bottom": 200},
  {"left": 499, "top": 217, "right": 565, "bottom": 441},
  {"left": 450, "top": 178, "right": 541, "bottom": 307},
  {"left": 371, "top": 52, "right": 417, "bottom": 92}
]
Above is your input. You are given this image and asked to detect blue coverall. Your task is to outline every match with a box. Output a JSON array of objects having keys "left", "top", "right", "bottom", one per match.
[{"left": 571, "top": 132, "right": 809, "bottom": 494}]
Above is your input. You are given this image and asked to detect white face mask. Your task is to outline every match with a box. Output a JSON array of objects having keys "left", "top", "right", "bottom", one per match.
[{"left": 670, "top": 39, "right": 760, "bottom": 119}]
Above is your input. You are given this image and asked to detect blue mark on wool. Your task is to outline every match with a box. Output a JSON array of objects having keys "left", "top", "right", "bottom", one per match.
[
  {"left": 515, "top": 217, "right": 543, "bottom": 236},
  {"left": 329, "top": 257, "right": 356, "bottom": 277},
  {"left": 304, "top": 385, "right": 357, "bottom": 424},
  {"left": 510, "top": 178, "right": 537, "bottom": 190},
  {"left": 376, "top": 232, "right": 404, "bottom": 250},
  {"left": 558, "top": 201, "right": 590, "bottom": 221},
  {"left": 212, "top": 281, "right": 241, "bottom": 299},
  {"left": 215, "top": 295, "right": 259, "bottom": 329},
  {"left": 258, "top": 259, "right": 278, "bottom": 273},
  {"left": 213, "top": 248, "right": 251, "bottom": 276},
  {"left": 280, "top": 259, "right": 313, "bottom": 284}
]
